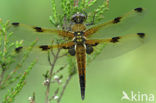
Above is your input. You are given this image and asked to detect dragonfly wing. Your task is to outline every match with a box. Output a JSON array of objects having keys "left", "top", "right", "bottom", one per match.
[
  {"left": 85, "top": 8, "right": 145, "bottom": 38},
  {"left": 15, "top": 41, "right": 75, "bottom": 66},
  {"left": 86, "top": 33, "right": 147, "bottom": 60},
  {"left": 39, "top": 41, "right": 75, "bottom": 50},
  {"left": 15, "top": 41, "right": 75, "bottom": 53},
  {"left": 11, "top": 22, "right": 74, "bottom": 38}
]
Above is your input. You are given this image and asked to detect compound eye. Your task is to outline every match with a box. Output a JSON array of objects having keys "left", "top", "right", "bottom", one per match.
[
  {"left": 72, "top": 17, "right": 79, "bottom": 23},
  {"left": 79, "top": 16, "right": 86, "bottom": 23},
  {"left": 71, "top": 18, "right": 75, "bottom": 22},
  {"left": 71, "top": 16, "right": 76, "bottom": 21},
  {"left": 71, "top": 13, "right": 86, "bottom": 24}
]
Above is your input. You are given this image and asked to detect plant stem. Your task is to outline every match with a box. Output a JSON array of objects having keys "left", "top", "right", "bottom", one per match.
[
  {"left": 57, "top": 74, "right": 73, "bottom": 103},
  {"left": 45, "top": 48, "right": 61, "bottom": 103},
  {"left": 0, "top": 68, "right": 5, "bottom": 86},
  {"left": 30, "top": 92, "right": 35, "bottom": 103}
]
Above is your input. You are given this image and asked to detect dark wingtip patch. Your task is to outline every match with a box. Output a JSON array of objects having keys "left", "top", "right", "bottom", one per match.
[
  {"left": 137, "top": 33, "right": 145, "bottom": 38},
  {"left": 12, "top": 22, "right": 19, "bottom": 26},
  {"left": 39, "top": 45, "right": 50, "bottom": 51},
  {"left": 111, "top": 36, "right": 120, "bottom": 43},
  {"left": 113, "top": 17, "right": 122, "bottom": 24},
  {"left": 134, "top": 8, "right": 143, "bottom": 13},
  {"left": 15, "top": 47, "right": 23, "bottom": 53},
  {"left": 33, "top": 27, "right": 43, "bottom": 32},
  {"left": 91, "top": 42, "right": 99, "bottom": 46}
]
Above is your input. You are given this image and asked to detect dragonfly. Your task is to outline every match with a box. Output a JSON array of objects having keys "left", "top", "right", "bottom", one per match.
[{"left": 12, "top": 7, "right": 146, "bottom": 100}]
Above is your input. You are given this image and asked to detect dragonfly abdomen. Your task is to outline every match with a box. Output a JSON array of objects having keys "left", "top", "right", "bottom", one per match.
[{"left": 76, "top": 45, "right": 86, "bottom": 100}]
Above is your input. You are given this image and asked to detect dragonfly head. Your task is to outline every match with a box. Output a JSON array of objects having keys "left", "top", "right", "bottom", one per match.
[{"left": 71, "top": 12, "right": 86, "bottom": 24}]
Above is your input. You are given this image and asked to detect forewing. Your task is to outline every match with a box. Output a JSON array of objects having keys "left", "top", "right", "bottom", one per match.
[
  {"left": 85, "top": 8, "right": 145, "bottom": 38},
  {"left": 11, "top": 22, "right": 74, "bottom": 38}
]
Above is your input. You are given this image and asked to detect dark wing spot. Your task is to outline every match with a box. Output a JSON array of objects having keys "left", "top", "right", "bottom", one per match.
[
  {"left": 92, "top": 42, "right": 99, "bottom": 46},
  {"left": 33, "top": 27, "right": 43, "bottom": 32},
  {"left": 15, "top": 47, "right": 23, "bottom": 53},
  {"left": 111, "top": 37, "right": 120, "bottom": 43},
  {"left": 85, "top": 42, "right": 99, "bottom": 47},
  {"left": 39, "top": 45, "right": 50, "bottom": 51},
  {"left": 113, "top": 17, "right": 122, "bottom": 24},
  {"left": 12, "top": 22, "right": 19, "bottom": 26},
  {"left": 134, "top": 8, "right": 143, "bottom": 13},
  {"left": 137, "top": 33, "right": 145, "bottom": 38},
  {"left": 62, "top": 46, "right": 70, "bottom": 49}
]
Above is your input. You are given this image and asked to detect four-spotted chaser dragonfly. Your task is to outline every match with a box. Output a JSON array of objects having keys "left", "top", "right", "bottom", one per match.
[{"left": 12, "top": 7, "right": 146, "bottom": 100}]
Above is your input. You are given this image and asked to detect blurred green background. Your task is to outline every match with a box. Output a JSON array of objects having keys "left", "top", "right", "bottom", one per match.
[{"left": 0, "top": 0, "right": 156, "bottom": 103}]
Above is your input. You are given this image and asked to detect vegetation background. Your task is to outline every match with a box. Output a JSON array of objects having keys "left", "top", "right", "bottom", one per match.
[{"left": 0, "top": 0, "right": 156, "bottom": 103}]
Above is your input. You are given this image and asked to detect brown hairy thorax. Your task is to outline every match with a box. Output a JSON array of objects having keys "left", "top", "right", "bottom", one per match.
[{"left": 71, "top": 24, "right": 86, "bottom": 32}]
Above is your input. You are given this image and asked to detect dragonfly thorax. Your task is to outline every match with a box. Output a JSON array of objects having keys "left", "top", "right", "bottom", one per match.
[{"left": 73, "top": 31, "right": 86, "bottom": 45}]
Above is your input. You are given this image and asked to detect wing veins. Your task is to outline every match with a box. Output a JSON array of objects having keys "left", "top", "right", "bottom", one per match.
[
  {"left": 84, "top": 8, "right": 144, "bottom": 37},
  {"left": 11, "top": 23, "right": 74, "bottom": 38}
]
